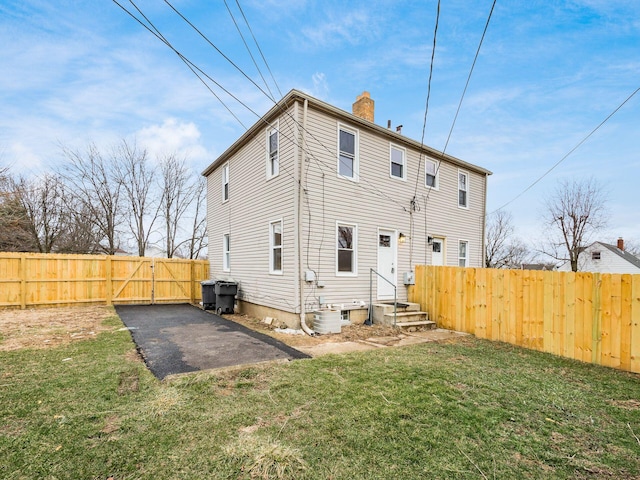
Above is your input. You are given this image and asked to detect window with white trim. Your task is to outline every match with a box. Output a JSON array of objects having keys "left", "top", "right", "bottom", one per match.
[
  {"left": 267, "top": 126, "right": 279, "bottom": 178},
  {"left": 222, "top": 163, "right": 229, "bottom": 202},
  {"left": 591, "top": 251, "right": 601, "bottom": 260},
  {"left": 390, "top": 145, "right": 406, "bottom": 180},
  {"left": 336, "top": 222, "right": 357, "bottom": 275},
  {"left": 458, "top": 170, "right": 468, "bottom": 208},
  {"left": 338, "top": 126, "right": 358, "bottom": 180},
  {"left": 270, "top": 220, "right": 283, "bottom": 274},
  {"left": 223, "top": 233, "right": 230, "bottom": 271},
  {"left": 458, "top": 240, "right": 468, "bottom": 267},
  {"left": 425, "top": 159, "right": 438, "bottom": 188}
]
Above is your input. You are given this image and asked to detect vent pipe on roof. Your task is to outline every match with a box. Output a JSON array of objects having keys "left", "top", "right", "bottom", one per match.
[{"left": 396, "top": 125, "right": 403, "bottom": 134}]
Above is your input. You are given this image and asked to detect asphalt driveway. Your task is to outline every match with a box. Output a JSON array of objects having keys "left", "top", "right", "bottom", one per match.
[{"left": 115, "top": 304, "right": 309, "bottom": 380}]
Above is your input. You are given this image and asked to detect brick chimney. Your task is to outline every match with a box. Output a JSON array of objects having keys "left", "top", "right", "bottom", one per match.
[
  {"left": 617, "top": 237, "right": 624, "bottom": 251},
  {"left": 352, "top": 91, "right": 374, "bottom": 123}
]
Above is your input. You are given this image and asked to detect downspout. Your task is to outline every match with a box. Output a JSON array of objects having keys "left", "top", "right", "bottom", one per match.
[
  {"left": 298, "top": 98, "right": 314, "bottom": 335},
  {"left": 481, "top": 173, "right": 488, "bottom": 267}
]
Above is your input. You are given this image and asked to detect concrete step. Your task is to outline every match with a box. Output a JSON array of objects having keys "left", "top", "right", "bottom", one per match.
[
  {"left": 395, "top": 320, "right": 437, "bottom": 331},
  {"left": 383, "top": 311, "right": 429, "bottom": 323}
]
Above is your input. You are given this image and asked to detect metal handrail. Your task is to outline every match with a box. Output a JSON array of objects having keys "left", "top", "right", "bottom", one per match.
[{"left": 367, "top": 268, "right": 397, "bottom": 327}]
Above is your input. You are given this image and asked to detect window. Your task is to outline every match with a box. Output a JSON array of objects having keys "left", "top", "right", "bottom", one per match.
[
  {"left": 223, "top": 234, "right": 230, "bottom": 271},
  {"left": 425, "top": 159, "right": 438, "bottom": 188},
  {"left": 390, "top": 145, "right": 406, "bottom": 180},
  {"left": 267, "top": 126, "right": 279, "bottom": 178},
  {"left": 222, "top": 163, "right": 229, "bottom": 202},
  {"left": 337, "top": 223, "right": 357, "bottom": 275},
  {"left": 270, "top": 220, "right": 283, "bottom": 274},
  {"left": 458, "top": 240, "right": 468, "bottom": 267},
  {"left": 592, "top": 251, "right": 601, "bottom": 260},
  {"left": 338, "top": 126, "right": 358, "bottom": 180},
  {"left": 458, "top": 170, "right": 468, "bottom": 208}
]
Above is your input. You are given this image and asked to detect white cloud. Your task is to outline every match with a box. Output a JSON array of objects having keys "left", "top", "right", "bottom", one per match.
[
  {"left": 300, "top": 9, "right": 377, "bottom": 48},
  {"left": 136, "top": 118, "right": 211, "bottom": 167},
  {"left": 311, "top": 72, "right": 329, "bottom": 100}
]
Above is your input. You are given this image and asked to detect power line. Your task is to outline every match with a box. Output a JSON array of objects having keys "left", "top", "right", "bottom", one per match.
[
  {"left": 489, "top": 85, "right": 640, "bottom": 214},
  {"left": 235, "top": 0, "right": 283, "bottom": 99},
  {"left": 121, "top": 1, "right": 409, "bottom": 212},
  {"left": 413, "top": 0, "right": 441, "bottom": 199},
  {"left": 223, "top": 0, "right": 275, "bottom": 101},
  {"left": 442, "top": 0, "right": 497, "bottom": 155},
  {"left": 116, "top": 0, "right": 251, "bottom": 127}
]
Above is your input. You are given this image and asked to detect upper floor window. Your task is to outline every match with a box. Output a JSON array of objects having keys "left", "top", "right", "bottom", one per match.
[
  {"left": 270, "top": 220, "right": 283, "bottom": 274},
  {"left": 267, "top": 126, "right": 279, "bottom": 178},
  {"left": 337, "top": 222, "right": 357, "bottom": 275},
  {"left": 222, "top": 163, "right": 229, "bottom": 202},
  {"left": 223, "top": 233, "right": 230, "bottom": 271},
  {"left": 425, "top": 159, "right": 438, "bottom": 189},
  {"left": 458, "top": 240, "right": 468, "bottom": 267},
  {"left": 458, "top": 170, "right": 468, "bottom": 208},
  {"left": 338, "top": 126, "right": 358, "bottom": 181},
  {"left": 390, "top": 145, "right": 406, "bottom": 180},
  {"left": 591, "top": 251, "right": 601, "bottom": 260}
]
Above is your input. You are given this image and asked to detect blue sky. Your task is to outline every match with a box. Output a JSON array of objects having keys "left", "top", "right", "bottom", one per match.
[{"left": 1, "top": 0, "right": 639, "bottom": 249}]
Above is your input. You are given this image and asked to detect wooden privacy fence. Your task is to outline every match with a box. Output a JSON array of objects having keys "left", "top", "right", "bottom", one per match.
[
  {"left": 0, "top": 253, "right": 209, "bottom": 309},
  {"left": 410, "top": 265, "right": 640, "bottom": 374}
]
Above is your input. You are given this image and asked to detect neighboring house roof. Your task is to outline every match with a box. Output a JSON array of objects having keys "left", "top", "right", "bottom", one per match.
[
  {"left": 557, "top": 241, "right": 640, "bottom": 273},
  {"left": 599, "top": 242, "right": 640, "bottom": 270},
  {"left": 521, "top": 263, "right": 557, "bottom": 271},
  {"left": 202, "top": 89, "right": 493, "bottom": 178}
]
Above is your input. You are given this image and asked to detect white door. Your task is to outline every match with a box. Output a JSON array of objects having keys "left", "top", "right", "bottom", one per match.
[
  {"left": 377, "top": 229, "right": 397, "bottom": 300},
  {"left": 431, "top": 238, "right": 444, "bottom": 266}
]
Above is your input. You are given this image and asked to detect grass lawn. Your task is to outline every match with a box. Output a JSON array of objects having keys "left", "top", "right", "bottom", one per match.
[{"left": 2, "top": 311, "right": 640, "bottom": 479}]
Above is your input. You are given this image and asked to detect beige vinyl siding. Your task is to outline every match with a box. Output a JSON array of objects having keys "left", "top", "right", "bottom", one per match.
[
  {"left": 298, "top": 104, "right": 486, "bottom": 307},
  {"left": 205, "top": 91, "right": 489, "bottom": 314},
  {"left": 206, "top": 105, "right": 299, "bottom": 313}
]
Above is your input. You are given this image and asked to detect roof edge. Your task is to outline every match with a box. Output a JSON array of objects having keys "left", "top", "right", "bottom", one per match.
[{"left": 202, "top": 89, "right": 492, "bottom": 177}]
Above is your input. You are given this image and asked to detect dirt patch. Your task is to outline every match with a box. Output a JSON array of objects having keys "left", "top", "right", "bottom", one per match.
[
  {"left": 0, "top": 305, "right": 116, "bottom": 351},
  {"left": 224, "top": 313, "right": 400, "bottom": 347}
]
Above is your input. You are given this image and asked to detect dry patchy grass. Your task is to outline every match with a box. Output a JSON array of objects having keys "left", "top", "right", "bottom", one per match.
[{"left": 0, "top": 305, "right": 117, "bottom": 351}]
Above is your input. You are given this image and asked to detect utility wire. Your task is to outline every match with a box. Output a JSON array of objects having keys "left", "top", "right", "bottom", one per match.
[
  {"left": 413, "top": 0, "right": 440, "bottom": 199},
  {"left": 116, "top": 0, "right": 251, "bottom": 128},
  {"left": 442, "top": 0, "right": 497, "bottom": 155},
  {"left": 223, "top": 0, "right": 275, "bottom": 101},
  {"left": 490, "top": 85, "right": 640, "bottom": 214},
  {"left": 123, "top": 0, "right": 408, "bottom": 212},
  {"left": 424, "top": 0, "right": 497, "bottom": 205},
  {"left": 235, "top": 0, "right": 283, "bottom": 99}
]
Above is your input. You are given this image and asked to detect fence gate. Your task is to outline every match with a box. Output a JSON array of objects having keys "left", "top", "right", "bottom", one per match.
[{"left": 110, "top": 257, "right": 199, "bottom": 305}]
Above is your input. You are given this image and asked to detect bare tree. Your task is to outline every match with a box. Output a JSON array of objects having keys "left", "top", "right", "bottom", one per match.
[
  {"left": 485, "top": 210, "right": 530, "bottom": 268},
  {"left": 56, "top": 199, "right": 102, "bottom": 254},
  {"left": 0, "top": 168, "right": 35, "bottom": 252},
  {"left": 13, "top": 174, "right": 68, "bottom": 253},
  {"left": 181, "top": 176, "right": 207, "bottom": 259},
  {"left": 112, "top": 140, "right": 159, "bottom": 256},
  {"left": 157, "top": 154, "right": 196, "bottom": 258},
  {"left": 541, "top": 177, "right": 608, "bottom": 272},
  {"left": 59, "top": 143, "right": 123, "bottom": 254}
]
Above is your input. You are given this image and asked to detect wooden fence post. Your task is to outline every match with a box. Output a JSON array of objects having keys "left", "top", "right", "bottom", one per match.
[
  {"left": 20, "top": 254, "right": 26, "bottom": 310},
  {"left": 105, "top": 256, "right": 112, "bottom": 306}
]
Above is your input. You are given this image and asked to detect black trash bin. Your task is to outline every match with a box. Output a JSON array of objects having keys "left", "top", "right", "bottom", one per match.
[
  {"left": 214, "top": 281, "right": 237, "bottom": 315},
  {"left": 201, "top": 280, "right": 217, "bottom": 311}
]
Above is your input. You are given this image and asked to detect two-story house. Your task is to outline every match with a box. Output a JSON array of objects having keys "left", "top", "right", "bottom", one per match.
[{"left": 202, "top": 90, "right": 491, "bottom": 329}]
